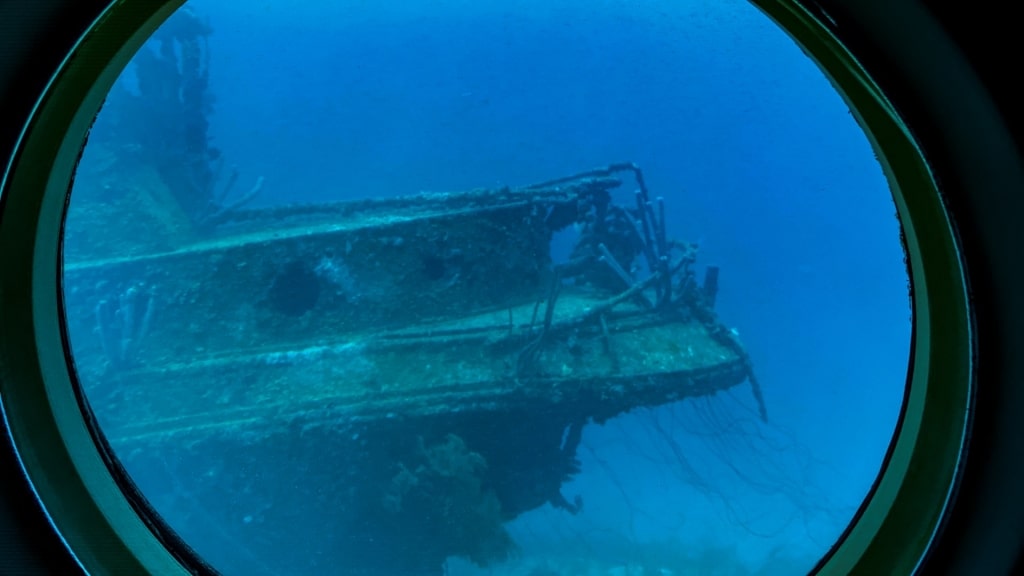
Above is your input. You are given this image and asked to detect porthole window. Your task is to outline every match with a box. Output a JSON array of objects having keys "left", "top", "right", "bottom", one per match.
[{"left": 56, "top": 1, "right": 910, "bottom": 574}]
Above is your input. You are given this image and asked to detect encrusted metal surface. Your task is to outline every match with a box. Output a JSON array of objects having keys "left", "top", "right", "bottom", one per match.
[{"left": 64, "top": 162, "right": 763, "bottom": 574}]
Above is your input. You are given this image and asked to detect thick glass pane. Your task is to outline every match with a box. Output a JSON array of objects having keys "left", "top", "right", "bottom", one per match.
[{"left": 62, "top": 1, "right": 909, "bottom": 574}]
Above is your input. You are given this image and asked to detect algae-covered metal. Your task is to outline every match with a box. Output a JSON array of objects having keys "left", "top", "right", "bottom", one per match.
[{"left": 64, "top": 163, "right": 764, "bottom": 574}]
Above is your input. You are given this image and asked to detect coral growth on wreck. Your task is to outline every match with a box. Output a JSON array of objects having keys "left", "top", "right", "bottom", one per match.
[{"left": 383, "top": 434, "right": 516, "bottom": 567}]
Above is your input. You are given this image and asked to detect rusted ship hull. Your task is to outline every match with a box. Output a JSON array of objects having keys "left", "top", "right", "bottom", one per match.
[{"left": 63, "top": 164, "right": 762, "bottom": 574}]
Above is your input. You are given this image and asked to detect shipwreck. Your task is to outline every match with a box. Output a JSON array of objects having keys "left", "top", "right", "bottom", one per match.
[{"left": 63, "top": 160, "right": 765, "bottom": 575}]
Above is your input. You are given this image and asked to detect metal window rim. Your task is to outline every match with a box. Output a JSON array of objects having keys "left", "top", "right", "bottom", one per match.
[{"left": 0, "top": 1, "right": 979, "bottom": 575}]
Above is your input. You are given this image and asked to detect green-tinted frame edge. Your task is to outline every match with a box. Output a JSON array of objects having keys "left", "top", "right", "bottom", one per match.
[
  {"left": 0, "top": 1, "right": 191, "bottom": 575},
  {"left": 749, "top": 1, "right": 972, "bottom": 574},
  {"left": 0, "top": 0, "right": 971, "bottom": 575}
]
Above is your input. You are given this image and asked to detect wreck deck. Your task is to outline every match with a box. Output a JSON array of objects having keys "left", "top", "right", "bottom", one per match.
[{"left": 89, "top": 289, "right": 750, "bottom": 449}]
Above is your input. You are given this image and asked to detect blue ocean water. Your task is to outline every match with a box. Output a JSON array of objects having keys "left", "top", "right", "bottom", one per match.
[{"left": 69, "top": 0, "right": 910, "bottom": 574}]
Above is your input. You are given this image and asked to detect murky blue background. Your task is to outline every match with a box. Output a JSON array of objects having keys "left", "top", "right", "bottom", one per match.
[{"left": 93, "top": 0, "right": 910, "bottom": 573}]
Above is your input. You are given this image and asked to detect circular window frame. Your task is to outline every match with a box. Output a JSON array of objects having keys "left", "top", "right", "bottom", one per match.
[{"left": 0, "top": 1, "right": 975, "bottom": 575}]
